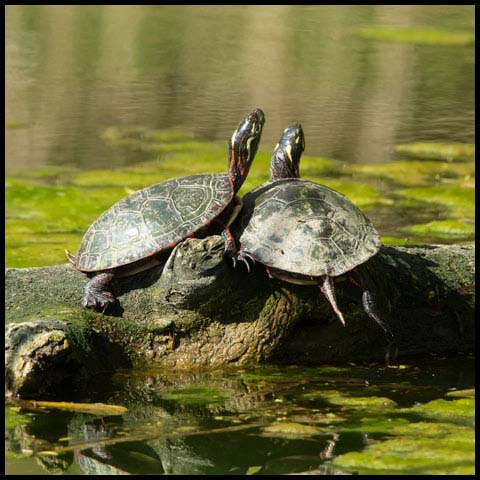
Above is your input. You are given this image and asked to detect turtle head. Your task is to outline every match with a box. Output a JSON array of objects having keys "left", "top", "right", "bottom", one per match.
[
  {"left": 228, "top": 108, "right": 265, "bottom": 193},
  {"left": 270, "top": 124, "right": 305, "bottom": 181}
]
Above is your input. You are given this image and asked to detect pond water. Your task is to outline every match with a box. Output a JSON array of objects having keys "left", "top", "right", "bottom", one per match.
[
  {"left": 5, "top": 5, "right": 475, "bottom": 171},
  {"left": 5, "top": 5, "right": 475, "bottom": 475},
  {"left": 5, "top": 357, "right": 475, "bottom": 475}
]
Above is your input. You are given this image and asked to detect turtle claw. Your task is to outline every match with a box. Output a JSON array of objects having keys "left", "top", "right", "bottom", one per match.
[
  {"left": 224, "top": 246, "right": 256, "bottom": 272},
  {"left": 239, "top": 256, "right": 251, "bottom": 273},
  {"left": 236, "top": 250, "right": 255, "bottom": 273}
]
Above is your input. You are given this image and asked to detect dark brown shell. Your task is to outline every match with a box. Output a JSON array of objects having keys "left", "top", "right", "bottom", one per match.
[
  {"left": 75, "top": 173, "right": 233, "bottom": 272},
  {"left": 235, "top": 178, "right": 381, "bottom": 277}
]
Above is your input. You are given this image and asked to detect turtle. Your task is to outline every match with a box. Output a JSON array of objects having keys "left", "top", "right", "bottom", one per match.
[
  {"left": 233, "top": 124, "right": 389, "bottom": 333},
  {"left": 66, "top": 108, "right": 265, "bottom": 311}
]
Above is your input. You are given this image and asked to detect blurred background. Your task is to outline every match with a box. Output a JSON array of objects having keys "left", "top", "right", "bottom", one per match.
[
  {"left": 6, "top": 5, "right": 474, "bottom": 170},
  {"left": 5, "top": 5, "right": 475, "bottom": 267}
]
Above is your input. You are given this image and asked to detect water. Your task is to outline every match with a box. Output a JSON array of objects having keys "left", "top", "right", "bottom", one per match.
[
  {"left": 5, "top": 358, "right": 475, "bottom": 475},
  {"left": 6, "top": 5, "right": 474, "bottom": 172},
  {"left": 5, "top": 6, "right": 475, "bottom": 475}
]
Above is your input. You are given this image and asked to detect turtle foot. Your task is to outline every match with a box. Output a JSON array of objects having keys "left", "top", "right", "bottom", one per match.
[
  {"left": 232, "top": 249, "right": 256, "bottom": 272},
  {"left": 82, "top": 289, "right": 116, "bottom": 312},
  {"left": 82, "top": 273, "right": 116, "bottom": 313}
]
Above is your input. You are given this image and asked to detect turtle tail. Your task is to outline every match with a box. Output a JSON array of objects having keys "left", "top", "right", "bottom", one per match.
[
  {"left": 65, "top": 249, "right": 77, "bottom": 265},
  {"left": 319, "top": 275, "right": 346, "bottom": 326}
]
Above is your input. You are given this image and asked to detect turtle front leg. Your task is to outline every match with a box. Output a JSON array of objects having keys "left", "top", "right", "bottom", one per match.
[
  {"left": 220, "top": 194, "right": 255, "bottom": 270},
  {"left": 82, "top": 273, "right": 116, "bottom": 312},
  {"left": 221, "top": 228, "right": 255, "bottom": 272}
]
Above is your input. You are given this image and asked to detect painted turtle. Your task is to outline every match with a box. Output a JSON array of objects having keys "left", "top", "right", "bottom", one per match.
[
  {"left": 67, "top": 108, "right": 265, "bottom": 311},
  {"left": 233, "top": 124, "right": 389, "bottom": 332}
]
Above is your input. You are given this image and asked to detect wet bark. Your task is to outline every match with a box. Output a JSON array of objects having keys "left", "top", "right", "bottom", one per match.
[{"left": 5, "top": 236, "right": 474, "bottom": 397}]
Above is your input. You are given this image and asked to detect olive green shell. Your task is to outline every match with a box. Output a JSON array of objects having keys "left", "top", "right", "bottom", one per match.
[
  {"left": 75, "top": 173, "right": 233, "bottom": 272},
  {"left": 235, "top": 178, "right": 381, "bottom": 277}
]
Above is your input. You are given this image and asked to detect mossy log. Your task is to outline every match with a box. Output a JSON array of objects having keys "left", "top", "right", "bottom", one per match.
[{"left": 5, "top": 237, "right": 474, "bottom": 397}]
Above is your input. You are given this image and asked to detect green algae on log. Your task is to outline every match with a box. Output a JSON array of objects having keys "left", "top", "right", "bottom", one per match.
[{"left": 5, "top": 236, "right": 474, "bottom": 398}]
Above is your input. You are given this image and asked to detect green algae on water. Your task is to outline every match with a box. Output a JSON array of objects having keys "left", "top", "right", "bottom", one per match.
[
  {"left": 5, "top": 120, "right": 29, "bottom": 130},
  {"left": 359, "top": 26, "right": 474, "bottom": 46},
  {"left": 101, "top": 126, "right": 197, "bottom": 152},
  {"left": 445, "top": 388, "right": 475, "bottom": 398},
  {"left": 5, "top": 407, "right": 32, "bottom": 430},
  {"left": 348, "top": 160, "right": 474, "bottom": 187},
  {"left": 380, "top": 236, "right": 421, "bottom": 246},
  {"left": 159, "top": 386, "right": 228, "bottom": 405},
  {"left": 408, "top": 397, "right": 475, "bottom": 422},
  {"left": 394, "top": 143, "right": 475, "bottom": 162},
  {"left": 304, "top": 179, "right": 389, "bottom": 210},
  {"left": 332, "top": 425, "right": 474, "bottom": 475},
  {"left": 396, "top": 185, "right": 474, "bottom": 219},
  {"left": 404, "top": 219, "right": 474, "bottom": 241},
  {"left": 303, "top": 390, "right": 398, "bottom": 410},
  {"left": 5, "top": 178, "right": 133, "bottom": 267},
  {"left": 332, "top": 394, "right": 475, "bottom": 475}
]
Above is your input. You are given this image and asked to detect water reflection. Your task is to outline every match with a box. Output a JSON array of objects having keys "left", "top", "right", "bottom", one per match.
[
  {"left": 5, "top": 358, "right": 475, "bottom": 475},
  {"left": 6, "top": 5, "right": 474, "bottom": 173}
]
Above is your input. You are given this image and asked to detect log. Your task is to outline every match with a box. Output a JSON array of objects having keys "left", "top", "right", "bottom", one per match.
[{"left": 5, "top": 237, "right": 474, "bottom": 397}]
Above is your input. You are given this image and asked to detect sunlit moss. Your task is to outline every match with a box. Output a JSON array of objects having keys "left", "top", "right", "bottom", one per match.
[
  {"left": 12, "top": 165, "right": 81, "bottom": 182},
  {"left": 303, "top": 179, "right": 390, "bottom": 210},
  {"left": 359, "top": 26, "right": 474, "bottom": 46},
  {"left": 408, "top": 397, "right": 475, "bottom": 422},
  {"left": 395, "top": 185, "right": 474, "bottom": 218},
  {"left": 6, "top": 232, "right": 82, "bottom": 268},
  {"left": 303, "top": 390, "right": 397, "bottom": 410},
  {"left": 403, "top": 219, "right": 474, "bottom": 240},
  {"left": 394, "top": 143, "right": 475, "bottom": 162},
  {"left": 5, "top": 178, "right": 132, "bottom": 267},
  {"left": 5, "top": 407, "right": 32, "bottom": 430},
  {"left": 333, "top": 417, "right": 474, "bottom": 474},
  {"left": 333, "top": 428, "right": 474, "bottom": 474},
  {"left": 5, "top": 120, "right": 28, "bottom": 130},
  {"left": 342, "top": 416, "right": 410, "bottom": 434},
  {"left": 5, "top": 125, "right": 475, "bottom": 269},
  {"left": 298, "top": 155, "right": 336, "bottom": 177},
  {"left": 101, "top": 126, "right": 197, "bottom": 152},
  {"left": 348, "top": 160, "right": 475, "bottom": 187},
  {"left": 391, "top": 421, "right": 472, "bottom": 438},
  {"left": 380, "top": 236, "right": 421, "bottom": 246},
  {"left": 445, "top": 388, "right": 475, "bottom": 398},
  {"left": 71, "top": 169, "right": 169, "bottom": 189}
]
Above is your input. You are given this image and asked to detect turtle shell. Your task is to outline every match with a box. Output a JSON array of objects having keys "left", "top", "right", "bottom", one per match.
[
  {"left": 235, "top": 178, "right": 381, "bottom": 277},
  {"left": 75, "top": 173, "right": 233, "bottom": 272}
]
